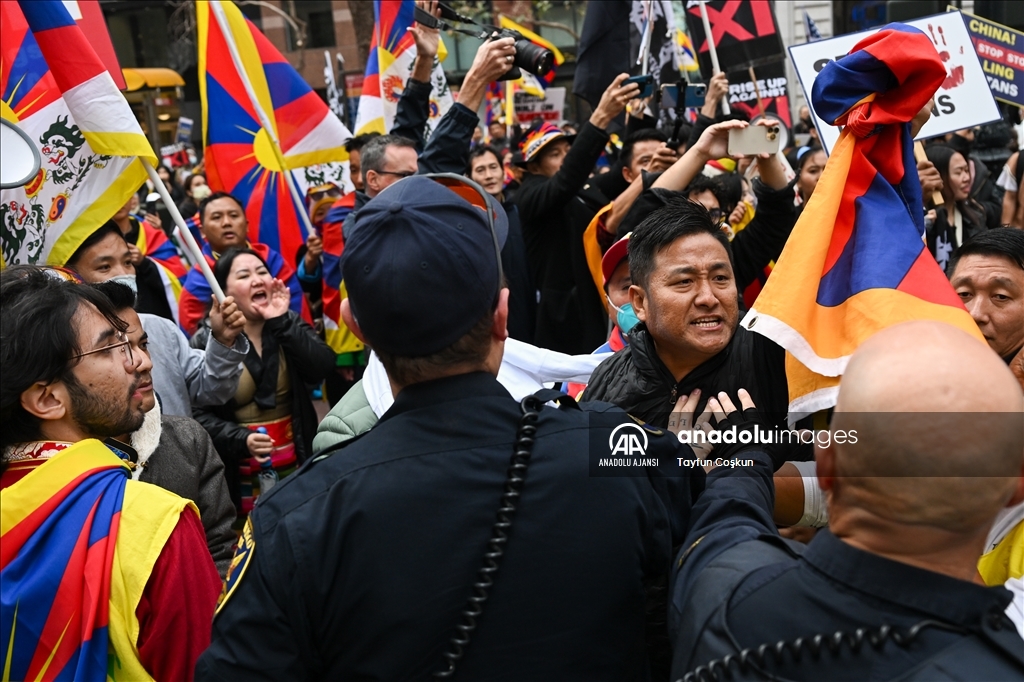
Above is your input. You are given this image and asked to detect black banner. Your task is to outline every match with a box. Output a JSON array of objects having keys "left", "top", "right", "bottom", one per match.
[
  {"left": 726, "top": 60, "right": 792, "bottom": 130},
  {"left": 685, "top": 0, "right": 785, "bottom": 77}
]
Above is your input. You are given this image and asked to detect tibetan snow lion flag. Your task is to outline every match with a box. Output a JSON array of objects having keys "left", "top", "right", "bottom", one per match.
[
  {"left": 354, "top": 0, "right": 452, "bottom": 137},
  {"left": 198, "top": 0, "right": 351, "bottom": 264},
  {"left": 741, "top": 24, "right": 986, "bottom": 415},
  {"left": 0, "top": 0, "right": 156, "bottom": 267}
]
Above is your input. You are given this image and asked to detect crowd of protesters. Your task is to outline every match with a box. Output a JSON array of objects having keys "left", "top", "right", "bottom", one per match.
[{"left": 2, "top": 3, "right": 1024, "bottom": 681}]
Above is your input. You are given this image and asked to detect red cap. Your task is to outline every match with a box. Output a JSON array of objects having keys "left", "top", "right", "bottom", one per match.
[{"left": 601, "top": 233, "right": 631, "bottom": 285}]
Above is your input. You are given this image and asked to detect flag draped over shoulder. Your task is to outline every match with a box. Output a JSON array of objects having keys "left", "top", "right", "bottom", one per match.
[
  {"left": 1, "top": 443, "right": 131, "bottom": 682},
  {"left": 741, "top": 24, "right": 986, "bottom": 415},
  {"left": 198, "top": 0, "right": 351, "bottom": 265},
  {"left": 0, "top": 0, "right": 155, "bottom": 267},
  {"left": 354, "top": 0, "right": 452, "bottom": 137}
]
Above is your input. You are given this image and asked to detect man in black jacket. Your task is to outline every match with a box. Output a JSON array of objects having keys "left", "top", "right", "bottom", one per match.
[
  {"left": 671, "top": 322, "right": 1024, "bottom": 681},
  {"left": 513, "top": 74, "right": 641, "bottom": 354},
  {"left": 582, "top": 195, "right": 791, "bottom": 436}
]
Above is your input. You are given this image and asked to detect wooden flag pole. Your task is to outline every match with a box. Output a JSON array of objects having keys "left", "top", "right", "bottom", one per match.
[
  {"left": 913, "top": 141, "right": 945, "bottom": 207},
  {"left": 698, "top": 0, "right": 730, "bottom": 114},
  {"left": 749, "top": 66, "right": 766, "bottom": 118},
  {"left": 142, "top": 157, "right": 225, "bottom": 302}
]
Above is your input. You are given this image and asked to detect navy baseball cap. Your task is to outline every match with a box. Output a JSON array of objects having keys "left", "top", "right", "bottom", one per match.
[{"left": 342, "top": 174, "right": 508, "bottom": 356}]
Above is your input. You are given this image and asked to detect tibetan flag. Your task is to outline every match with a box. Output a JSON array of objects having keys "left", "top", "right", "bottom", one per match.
[
  {"left": 198, "top": 0, "right": 351, "bottom": 267},
  {"left": 354, "top": 0, "right": 453, "bottom": 137},
  {"left": 741, "top": 24, "right": 986, "bottom": 415},
  {"left": 0, "top": 0, "right": 156, "bottom": 267},
  {"left": 498, "top": 15, "right": 565, "bottom": 91},
  {"left": 676, "top": 29, "right": 700, "bottom": 72},
  {"left": 1, "top": 441, "right": 130, "bottom": 682},
  {"left": 320, "top": 192, "right": 365, "bottom": 357}
]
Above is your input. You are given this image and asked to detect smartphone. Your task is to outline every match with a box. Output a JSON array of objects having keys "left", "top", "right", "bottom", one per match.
[
  {"left": 728, "top": 125, "right": 782, "bottom": 156},
  {"left": 660, "top": 83, "right": 706, "bottom": 109},
  {"left": 623, "top": 74, "right": 654, "bottom": 99},
  {"left": 683, "top": 83, "right": 707, "bottom": 108}
]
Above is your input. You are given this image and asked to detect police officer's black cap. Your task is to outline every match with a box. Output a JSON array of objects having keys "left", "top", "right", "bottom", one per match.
[{"left": 342, "top": 175, "right": 508, "bottom": 357}]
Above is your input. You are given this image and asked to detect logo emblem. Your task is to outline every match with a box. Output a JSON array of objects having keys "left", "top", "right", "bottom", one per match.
[
  {"left": 609, "top": 422, "right": 648, "bottom": 456},
  {"left": 217, "top": 516, "right": 256, "bottom": 615}
]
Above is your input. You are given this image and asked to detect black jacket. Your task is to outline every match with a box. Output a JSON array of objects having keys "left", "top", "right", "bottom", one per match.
[
  {"left": 197, "top": 372, "right": 705, "bottom": 682},
  {"left": 501, "top": 201, "right": 536, "bottom": 344},
  {"left": 582, "top": 323, "right": 791, "bottom": 433},
  {"left": 191, "top": 311, "right": 334, "bottom": 509},
  {"left": 927, "top": 202, "right": 987, "bottom": 273},
  {"left": 670, "top": 450, "right": 1024, "bottom": 681},
  {"left": 514, "top": 121, "right": 612, "bottom": 354}
]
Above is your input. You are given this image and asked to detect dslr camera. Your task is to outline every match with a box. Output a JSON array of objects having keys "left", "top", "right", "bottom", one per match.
[{"left": 414, "top": 2, "right": 555, "bottom": 81}]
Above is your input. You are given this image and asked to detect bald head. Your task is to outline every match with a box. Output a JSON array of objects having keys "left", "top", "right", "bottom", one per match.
[{"left": 828, "top": 321, "right": 1023, "bottom": 532}]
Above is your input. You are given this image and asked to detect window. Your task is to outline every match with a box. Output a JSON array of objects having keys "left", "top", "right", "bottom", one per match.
[{"left": 285, "top": 0, "right": 336, "bottom": 51}]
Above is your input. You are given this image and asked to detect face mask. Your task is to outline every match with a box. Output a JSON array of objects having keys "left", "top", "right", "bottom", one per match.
[
  {"left": 610, "top": 301, "right": 640, "bottom": 333},
  {"left": 108, "top": 274, "right": 138, "bottom": 298},
  {"left": 191, "top": 184, "right": 212, "bottom": 201}
]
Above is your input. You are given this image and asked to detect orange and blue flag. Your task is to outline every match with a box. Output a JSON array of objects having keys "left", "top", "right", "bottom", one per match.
[
  {"left": 741, "top": 24, "right": 986, "bottom": 415},
  {"left": 197, "top": 0, "right": 351, "bottom": 267},
  {"left": 1, "top": 444, "right": 130, "bottom": 682}
]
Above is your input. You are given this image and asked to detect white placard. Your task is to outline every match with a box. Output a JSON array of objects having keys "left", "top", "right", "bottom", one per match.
[
  {"left": 789, "top": 11, "right": 1000, "bottom": 154},
  {"left": 514, "top": 87, "right": 566, "bottom": 125}
]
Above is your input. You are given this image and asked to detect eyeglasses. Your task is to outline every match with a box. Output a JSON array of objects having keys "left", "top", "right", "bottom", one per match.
[
  {"left": 71, "top": 331, "right": 136, "bottom": 370},
  {"left": 376, "top": 170, "right": 416, "bottom": 179}
]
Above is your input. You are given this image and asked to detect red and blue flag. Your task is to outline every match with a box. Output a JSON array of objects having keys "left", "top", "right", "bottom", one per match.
[
  {"left": 197, "top": 0, "right": 350, "bottom": 270},
  {"left": 741, "top": 24, "right": 986, "bottom": 414},
  {"left": 1, "top": 444, "right": 131, "bottom": 682}
]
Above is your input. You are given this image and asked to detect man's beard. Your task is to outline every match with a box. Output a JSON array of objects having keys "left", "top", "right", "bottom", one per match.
[{"left": 65, "top": 372, "right": 145, "bottom": 439}]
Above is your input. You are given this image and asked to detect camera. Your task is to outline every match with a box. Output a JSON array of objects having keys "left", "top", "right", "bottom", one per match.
[
  {"left": 489, "top": 29, "right": 555, "bottom": 81},
  {"left": 414, "top": 3, "right": 555, "bottom": 82}
]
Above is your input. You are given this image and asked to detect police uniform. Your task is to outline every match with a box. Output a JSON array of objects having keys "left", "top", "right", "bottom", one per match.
[
  {"left": 196, "top": 176, "right": 706, "bottom": 681},
  {"left": 197, "top": 372, "right": 703, "bottom": 680},
  {"left": 669, "top": 451, "right": 1024, "bottom": 681}
]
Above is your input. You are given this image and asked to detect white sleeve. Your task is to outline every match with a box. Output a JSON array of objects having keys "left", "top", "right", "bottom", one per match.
[
  {"left": 790, "top": 460, "right": 829, "bottom": 528},
  {"left": 996, "top": 164, "right": 1018, "bottom": 193},
  {"left": 1004, "top": 576, "right": 1024, "bottom": 641}
]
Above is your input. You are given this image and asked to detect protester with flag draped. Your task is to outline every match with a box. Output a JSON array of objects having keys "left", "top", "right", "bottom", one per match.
[
  {"left": 741, "top": 23, "right": 987, "bottom": 415},
  {"left": 1, "top": 267, "right": 220, "bottom": 682},
  {"left": 0, "top": 0, "right": 156, "bottom": 269}
]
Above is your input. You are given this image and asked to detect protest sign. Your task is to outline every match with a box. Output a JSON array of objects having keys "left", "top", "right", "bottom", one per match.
[
  {"left": 684, "top": 0, "right": 785, "bottom": 76},
  {"left": 515, "top": 87, "right": 566, "bottom": 125},
  {"left": 175, "top": 117, "right": 194, "bottom": 145},
  {"left": 727, "top": 61, "right": 792, "bottom": 129},
  {"left": 960, "top": 10, "right": 1024, "bottom": 107},
  {"left": 789, "top": 11, "right": 1000, "bottom": 154}
]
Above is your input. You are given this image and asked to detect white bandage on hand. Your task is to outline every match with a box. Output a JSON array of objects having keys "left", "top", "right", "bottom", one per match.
[{"left": 790, "top": 460, "right": 829, "bottom": 528}]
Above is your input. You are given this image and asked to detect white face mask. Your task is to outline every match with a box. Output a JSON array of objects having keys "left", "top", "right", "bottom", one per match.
[
  {"left": 191, "top": 184, "right": 212, "bottom": 201},
  {"left": 108, "top": 273, "right": 138, "bottom": 298}
]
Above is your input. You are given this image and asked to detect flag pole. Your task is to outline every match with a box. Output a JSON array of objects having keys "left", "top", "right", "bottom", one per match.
[
  {"left": 698, "top": 0, "right": 730, "bottom": 114},
  {"left": 210, "top": 1, "right": 318, "bottom": 242},
  {"left": 142, "top": 158, "right": 225, "bottom": 302},
  {"left": 639, "top": 0, "right": 654, "bottom": 76}
]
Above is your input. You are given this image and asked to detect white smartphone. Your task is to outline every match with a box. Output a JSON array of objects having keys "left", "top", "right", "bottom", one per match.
[{"left": 728, "top": 125, "right": 782, "bottom": 156}]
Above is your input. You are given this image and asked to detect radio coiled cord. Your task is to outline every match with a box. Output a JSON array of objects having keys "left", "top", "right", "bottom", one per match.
[
  {"left": 433, "top": 394, "right": 544, "bottom": 680},
  {"left": 679, "top": 619, "right": 966, "bottom": 682}
]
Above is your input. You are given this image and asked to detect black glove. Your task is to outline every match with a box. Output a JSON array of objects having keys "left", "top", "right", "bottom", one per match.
[{"left": 711, "top": 404, "right": 786, "bottom": 470}]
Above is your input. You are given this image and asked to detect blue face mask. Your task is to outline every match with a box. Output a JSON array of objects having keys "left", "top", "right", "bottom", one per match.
[{"left": 611, "top": 301, "right": 640, "bottom": 333}]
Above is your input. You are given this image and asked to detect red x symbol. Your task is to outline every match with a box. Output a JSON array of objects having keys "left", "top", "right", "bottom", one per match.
[{"left": 689, "top": 1, "right": 777, "bottom": 52}]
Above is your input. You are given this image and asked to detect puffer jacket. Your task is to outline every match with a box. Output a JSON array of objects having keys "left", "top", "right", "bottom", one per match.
[{"left": 312, "top": 379, "right": 378, "bottom": 452}]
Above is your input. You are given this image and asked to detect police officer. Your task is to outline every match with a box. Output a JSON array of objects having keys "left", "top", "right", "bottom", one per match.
[
  {"left": 669, "top": 321, "right": 1024, "bottom": 682},
  {"left": 196, "top": 175, "right": 706, "bottom": 681}
]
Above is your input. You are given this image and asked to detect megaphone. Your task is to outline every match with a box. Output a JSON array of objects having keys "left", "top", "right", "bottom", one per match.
[{"left": 0, "top": 118, "right": 41, "bottom": 189}]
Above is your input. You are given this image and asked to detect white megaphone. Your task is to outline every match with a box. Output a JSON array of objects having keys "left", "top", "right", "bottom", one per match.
[{"left": 0, "top": 118, "right": 42, "bottom": 189}]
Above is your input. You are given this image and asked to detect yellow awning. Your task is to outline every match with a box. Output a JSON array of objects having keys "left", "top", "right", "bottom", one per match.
[{"left": 121, "top": 68, "right": 185, "bottom": 92}]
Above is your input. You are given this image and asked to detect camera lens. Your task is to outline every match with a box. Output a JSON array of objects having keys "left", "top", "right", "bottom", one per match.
[{"left": 514, "top": 39, "right": 554, "bottom": 76}]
